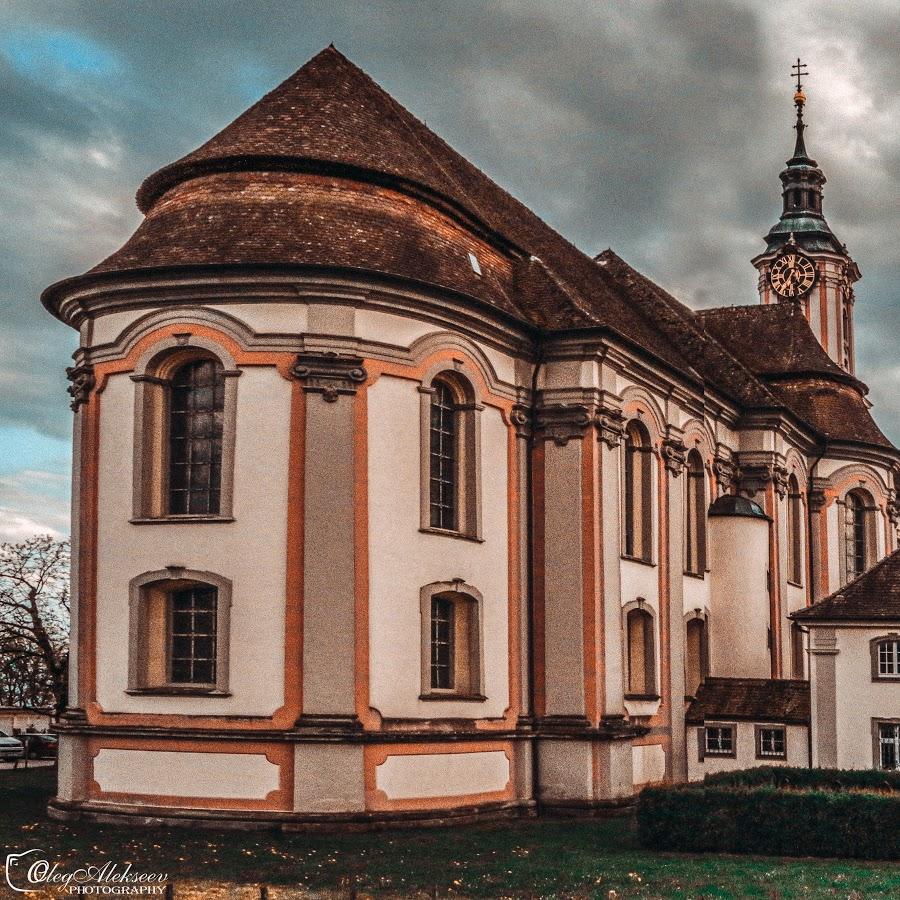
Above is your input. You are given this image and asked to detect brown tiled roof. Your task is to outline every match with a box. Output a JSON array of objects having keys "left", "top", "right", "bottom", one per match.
[
  {"left": 685, "top": 678, "right": 810, "bottom": 725},
  {"left": 43, "top": 47, "right": 897, "bottom": 459},
  {"left": 698, "top": 303, "right": 892, "bottom": 448},
  {"left": 697, "top": 303, "right": 849, "bottom": 380},
  {"left": 792, "top": 549, "right": 900, "bottom": 621}
]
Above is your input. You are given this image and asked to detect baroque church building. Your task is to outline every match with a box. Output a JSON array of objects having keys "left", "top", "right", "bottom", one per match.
[{"left": 45, "top": 48, "right": 898, "bottom": 827}]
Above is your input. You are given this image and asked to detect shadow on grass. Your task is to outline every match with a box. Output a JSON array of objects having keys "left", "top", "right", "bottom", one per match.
[{"left": 2, "top": 768, "right": 898, "bottom": 898}]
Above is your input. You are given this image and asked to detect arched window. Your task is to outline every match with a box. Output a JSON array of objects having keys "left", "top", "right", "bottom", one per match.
[
  {"left": 429, "top": 381, "right": 458, "bottom": 530},
  {"left": 128, "top": 569, "right": 231, "bottom": 694},
  {"left": 787, "top": 475, "right": 803, "bottom": 585},
  {"left": 843, "top": 489, "right": 875, "bottom": 584},
  {"left": 623, "top": 421, "right": 653, "bottom": 562},
  {"left": 420, "top": 582, "right": 482, "bottom": 699},
  {"left": 684, "top": 450, "right": 707, "bottom": 576},
  {"left": 132, "top": 344, "right": 236, "bottom": 521},
  {"left": 626, "top": 606, "right": 656, "bottom": 697},
  {"left": 168, "top": 358, "right": 225, "bottom": 515},
  {"left": 791, "top": 621, "right": 805, "bottom": 679},
  {"left": 685, "top": 616, "right": 708, "bottom": 696},
  {"left": 423, "top": 373, "right": 479, "bottom": 537}
]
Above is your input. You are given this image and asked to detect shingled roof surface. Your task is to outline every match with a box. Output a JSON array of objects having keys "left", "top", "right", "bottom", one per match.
[
  {"left": 698, "top": 303, "right": 892, "bottom": 448},
  {"left": 792, "top": 549, "right": 900, "bottom": 621},
  {"left": 685, "top": 678, "right": 810, "bottom": 724},
  {"left": 54, "top": 47, "right": 895, "bottom": 458}
]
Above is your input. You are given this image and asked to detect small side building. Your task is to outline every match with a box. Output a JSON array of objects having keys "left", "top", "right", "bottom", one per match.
[
  {"left": 686, "top": 678, "right": 810, "bottom": 780},
  {"left": 0, "top": 707, "right": 53, "bottom": 735},
  {"left": 792, "top": 550, "right": 900, "bottom": 772}
]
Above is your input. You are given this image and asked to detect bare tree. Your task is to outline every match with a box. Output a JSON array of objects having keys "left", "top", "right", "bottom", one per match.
[{"left": 0, "top": 536, "right": 70, "bottom": 716}]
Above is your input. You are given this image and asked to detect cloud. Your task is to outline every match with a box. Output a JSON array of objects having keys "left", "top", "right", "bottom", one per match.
[
  {"left": 0, "top": 0, "right": 896, "bottom": 540},
  {"left": 0, "top": 468, "right": 70, "bottom": 542}
]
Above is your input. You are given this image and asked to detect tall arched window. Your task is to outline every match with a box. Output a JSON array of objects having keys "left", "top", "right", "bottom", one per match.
[
  {"left": 429, "top": 380, "right": 458, "bottom": 530},
  {"left": 684, "top": 450, "right": 707, "bottom": 576},
  {"left": 168, "top": 358, "right": 225, "bottom": 515},
  {"left": 843, "top": 489, "right": 874, "bottom": 584},
  {"left": 626, "top": 606, "right": 656, "bottom": 697},
  {"left": 787, "top": 475, "right": 803, "bottom": 585},
  {"left": 424, "top": 373, "right": 479, "bottom": 537},
  {"left": 623, "top": 421, "right": 653, "bottom": 562},
  {"left": 685, "top": 616, "right": 708, "bottom": 696},
  {"left": 132, "top": 345, "right": 236, "bottom": 521}
]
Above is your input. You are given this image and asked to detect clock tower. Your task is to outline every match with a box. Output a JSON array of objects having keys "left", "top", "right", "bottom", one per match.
[{"left": 752, "top": 60, "right": 860, "bottom": 373}]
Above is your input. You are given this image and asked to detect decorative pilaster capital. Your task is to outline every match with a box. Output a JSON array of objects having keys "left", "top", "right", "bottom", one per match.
[
  {"left": 291, "top": 351, "right": 367, "bottom": 402},
  {"left": 510, "top": 404, "right": 532, "bottom": 439},
  {"left": 534, "top": 404, "right": 592, "bottom": 446},
  {"left": 661, "top": 437, "right": 687, "bottom": 477},
  {"left": 596, "top": 406, "right": 626, "bottom": 448},
  {"left": 887, "top": 495, "right": 900, "bottom": 526},
  {"left": 808, "top": 476, "right": 830, "bottom": 512},
  {"left": 712, "top": 456, "right": 739, "bottom": 493},
  {"left": 65, "top": 363, "right": 95, "bottom": 411},
  {"left": 773, "top": 463, "right": 791, "bottom": 498}
]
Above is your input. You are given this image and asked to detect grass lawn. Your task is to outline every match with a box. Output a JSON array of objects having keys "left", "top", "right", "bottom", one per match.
[{"left": 1, "top": 769, "right": 898, "bottom": 898}]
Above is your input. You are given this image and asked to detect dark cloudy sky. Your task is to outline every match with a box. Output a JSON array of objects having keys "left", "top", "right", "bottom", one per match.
[{"left": 0, "top": 0, "right": 897, "bottom": 539}]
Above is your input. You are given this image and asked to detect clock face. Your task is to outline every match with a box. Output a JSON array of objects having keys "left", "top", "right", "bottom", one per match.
[{"left": 770, "top": 251, "right": 816, "bottom": 298}]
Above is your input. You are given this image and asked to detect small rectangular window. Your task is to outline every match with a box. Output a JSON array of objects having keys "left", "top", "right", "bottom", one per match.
[
  {"left": 704, "top": 725, "right": 735, "bottom": 756},
  {"left": 430, "top": 595, "right": 455, "bottom": 689},
  {"left": 169, "top": 586, "right": 218, "bottom": 685},
  {"left": 877, "top": 722, "right": 900, "bottom": 771},
  {"left": 878, "top": 641, "right": 899, "bottom": 677},
  {"left": 757, "top": 726, "right": 787, "bottom": 759}
]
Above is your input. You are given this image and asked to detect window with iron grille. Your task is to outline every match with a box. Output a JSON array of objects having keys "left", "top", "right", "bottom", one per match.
[
  {"left": 169, "top": 359, "right": 225, "bottom": 515},
  {"left": 704, "top": 725, "right": 734, "bottom": 756},
  {"left": 169, "top": 586, "right": 218, "bottom": 685},
  {"left": 877, "top": 722, "right": 900, "bottom": 771},
  {"left": 757, "top": 726, "right": 786, "bottom": 758},
  {"left": 430, "top": 594, "right": 455, "bottom": 689},
  {"left": 429, "top": 381, "right": 458, "bottom": 530}
]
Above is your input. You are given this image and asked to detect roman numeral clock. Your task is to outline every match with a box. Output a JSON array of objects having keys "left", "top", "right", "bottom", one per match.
[{"left": 770, "top": 249, "right": 816, "bottom": 299}]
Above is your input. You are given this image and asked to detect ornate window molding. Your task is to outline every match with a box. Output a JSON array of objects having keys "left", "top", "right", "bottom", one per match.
[
  {"left": 624, "top": 600, "right": 657, "bottom": 699},
  {"left": 127, "top": 568, "right": 232, "bottom": 695},
  {"left": 419, "top": 581, "right": 484, "bottom": 701},
  {"left": 838, "top": 488, "right": 877, "bottom": 586},
  {"left": 418, "top": 370, "right": 482, "bottom": 540},
  {"left": 131, "top": 336, "right": 239, "bottom": 522}
]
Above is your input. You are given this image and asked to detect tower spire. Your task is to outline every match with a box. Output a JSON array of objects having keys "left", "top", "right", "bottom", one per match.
[{"left": 790, "top": 58, "right": 811, "bottom": 163}]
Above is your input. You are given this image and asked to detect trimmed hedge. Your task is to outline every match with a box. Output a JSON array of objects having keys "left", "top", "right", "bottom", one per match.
[
  {"left": 637, "top": 783, "right": 900, "bottom": 860},
  {"left": 703, "top": 765, "right": 900, "bottom": 793}
]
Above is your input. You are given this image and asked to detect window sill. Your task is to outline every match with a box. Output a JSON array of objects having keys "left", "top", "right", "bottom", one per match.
[
  {"left": 873, "top": 675, "right": 900, "bottom": 682},
  {"left": 624, "top": 693, "right": 661, "bottom": 702},
  {"left": 129, "top": 516, "right": 235, "bottom": 525},
  {"left": 756, "top": 754, "right": 787, "bottom": 761},
  {"left": 703, "top": 751, "right": 736, "bottom": 759},
  {"left": 621, "top": 554, "right": 655, "bottom": 568},
  {"left": 683, "top": 570, "right": 706, "bottom": 581},
  {"left": 418, "top": 692, "right": 487, "bottom": 702},
  {"left": 787, "top": 579, "right": 804, "bottom": 588},
  {"left": 419, "top": 527, "right": 484, "bottom": 544},
  {"left": 125, "top": 688, "right": 232, "bottom": 697}
]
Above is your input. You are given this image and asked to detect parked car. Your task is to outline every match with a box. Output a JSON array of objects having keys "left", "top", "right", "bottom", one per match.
[
  {"left": 0, "top": 731, "right": 24, "bottom": 762},
  {"left": 23, "top": 733, "right": 57, "bottom": 759}
]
